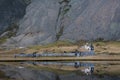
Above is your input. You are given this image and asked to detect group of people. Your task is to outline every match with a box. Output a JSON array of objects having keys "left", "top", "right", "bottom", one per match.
[
  {"left": 84, "top": 43, "right": 94, "bottom": 51},
  {"left": 73, "top": 43, "right": 95, "bottom": 57}
]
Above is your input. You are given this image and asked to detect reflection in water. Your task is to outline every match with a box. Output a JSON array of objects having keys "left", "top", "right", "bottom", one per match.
[
  {"left": 81, "top": 66, "right": 94, "bottom": 75},
  {"left": 27, "top": 61, "right": 94, "bottom": 67},
  {"left": 27, "top": 61, "right": 95, "bottom": 75},
  {"left": 0, "top": 61, "right": 120, "bottom": 80}
]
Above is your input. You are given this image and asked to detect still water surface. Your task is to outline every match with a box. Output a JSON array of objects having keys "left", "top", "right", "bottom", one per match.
[
  {"left": 25, "top": 61, "right": 120, "bottom": 75},
  {"left": 0, "top": 61, "right": 120, "bottom": 80}
]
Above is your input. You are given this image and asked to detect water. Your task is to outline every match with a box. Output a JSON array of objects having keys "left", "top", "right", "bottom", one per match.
[
  {"left": 26, "top": 61, "right": 120, "bottom": 66},
  {"left": 0, "top": 61, "right": 120, "bottom": 80},
  {"left": 24, "top": 61, "right": 120, "bottom": 75},
  {"left": 27, "top": 61, "right": 95, "bottom": 68}
]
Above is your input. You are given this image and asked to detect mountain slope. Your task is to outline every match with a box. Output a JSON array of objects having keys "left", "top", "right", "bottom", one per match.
[
  {"left": 0, "top": 0, "right": 29, "bottom": 34},
  {"left": 1, "top": 0, "right": 120, "bottom": 47}
]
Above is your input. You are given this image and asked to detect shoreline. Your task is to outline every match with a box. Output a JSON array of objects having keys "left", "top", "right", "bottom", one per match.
[{"left": 0, "top": 55, "right": 120, "bottom": 62}]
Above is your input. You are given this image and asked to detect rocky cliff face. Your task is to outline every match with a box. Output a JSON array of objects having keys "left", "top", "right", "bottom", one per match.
[
  {"left": 0, "top": 0, "right": 29, "bottom": 34},
  {"left": 1, "top": 0, "right": 120, "bottom": 46}
]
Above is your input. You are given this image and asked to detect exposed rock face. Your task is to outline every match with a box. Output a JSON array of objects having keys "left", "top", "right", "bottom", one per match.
[
  {"left": 1, "top": 0, "right": 120, "bottom": 46},
  {"left": 13, "top": 0, "right": 59, "bottom": 46},
  {"left": 0, "top": 0, "right": 28, "bottom": 34},
  {"left": 60, "top": 0, "right": 120, "bottom": 41}
]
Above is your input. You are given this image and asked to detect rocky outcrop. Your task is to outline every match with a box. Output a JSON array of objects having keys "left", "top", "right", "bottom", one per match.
[
  {"left": 1, "top": 0, "right": 120, "bottom": 46},
  {"left": 0, "top": 0, "right": 29, "bottom": 34}
]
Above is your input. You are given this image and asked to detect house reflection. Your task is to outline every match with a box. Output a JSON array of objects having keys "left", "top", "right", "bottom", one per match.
[
  {"left": 26, "top": 61, "right": 95, "bottom": 75},
  {"left": 27, "top": 61, "right": 94, "bottom": 67}
]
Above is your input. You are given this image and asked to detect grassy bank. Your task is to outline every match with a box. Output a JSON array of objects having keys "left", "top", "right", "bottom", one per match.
[
  {"left": 25, "top": 41, "right": 120, "bottom": 54},
  {"left": 94, "top": 41, "right": 120, "bottom": 54},
  {"left": 0, "top": 40, "right": 120, "bottom": 55},
  {"left": 26, "top": 40, "right": 76, "bottom": 53}
]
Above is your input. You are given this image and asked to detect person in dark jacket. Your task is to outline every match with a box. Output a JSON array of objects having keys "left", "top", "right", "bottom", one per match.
[
  {"left": 90, "top": 43, "right": 94, "bottom": 51},
  {"left": 32, "top": 52, "right": 37, "bottom": 57}
]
